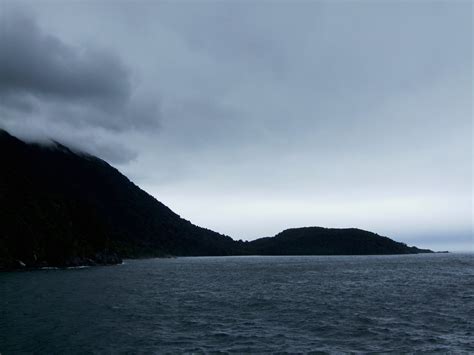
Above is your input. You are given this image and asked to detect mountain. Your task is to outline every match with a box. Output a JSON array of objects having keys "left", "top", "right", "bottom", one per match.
[
  {"left": 0, "top": 130, "right": 431, "bottom": 270},
  {"left": 0, "top": 130, "right": 243, "bottom": 269}
]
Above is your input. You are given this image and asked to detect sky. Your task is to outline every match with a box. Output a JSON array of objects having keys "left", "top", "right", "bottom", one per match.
[{"left": 0, "top": 0, "right": 472, "bottom": 251}]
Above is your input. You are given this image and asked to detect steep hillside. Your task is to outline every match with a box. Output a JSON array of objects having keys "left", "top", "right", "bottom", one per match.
[{"left": 0, "top": 130, "right": 241, "bottom": 269}]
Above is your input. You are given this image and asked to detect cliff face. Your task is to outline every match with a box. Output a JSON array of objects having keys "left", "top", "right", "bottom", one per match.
[{"left": 0, "top": 130, "right": 431, "bottom": 270}]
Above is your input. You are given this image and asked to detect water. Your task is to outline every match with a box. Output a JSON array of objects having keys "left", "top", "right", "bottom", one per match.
[{"left": 1, "top": 254, "right": 473, "bottom": 353}]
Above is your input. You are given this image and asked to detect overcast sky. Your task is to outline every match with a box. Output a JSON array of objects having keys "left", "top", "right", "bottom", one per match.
[{"left": 0, "top": 0, "right": 472, "bottom": 251}]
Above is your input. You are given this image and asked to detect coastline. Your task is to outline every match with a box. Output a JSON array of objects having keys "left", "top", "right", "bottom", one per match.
[{"left": 0, "top": 250, "right": 441, "bottom": 272}]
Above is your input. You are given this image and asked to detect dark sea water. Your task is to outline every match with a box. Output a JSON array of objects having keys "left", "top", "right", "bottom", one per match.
[{"left": 1, "top": 254, "right": 473, "bottom": 353}]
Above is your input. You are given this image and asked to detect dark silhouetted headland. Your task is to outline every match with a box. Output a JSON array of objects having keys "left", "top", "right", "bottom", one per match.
[
  {"left": 247, "top": 227, "right": 432, "bottom": 255},
  {"left": 0, "top": 130, "right": 432, "bottom": 270}
]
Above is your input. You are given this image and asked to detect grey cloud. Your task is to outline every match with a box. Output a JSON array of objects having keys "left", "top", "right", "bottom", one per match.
[
  {"left": 0, "top": 10, "right": 160, "bottom": 133},
  {"left": 71, "top": 137, "right": 139, "bottom": 165},
  {"left": 0, "top": 91, "right": 36, "bottom": 113},
  {"left": 0, "top": 13, "right": 130, "bottom": 104},
  {"left": 162, "top": 98, "right": 256, "bottom": 151},
  {"left": 2, "top": 117, "right": 138, "bottom": 165}
]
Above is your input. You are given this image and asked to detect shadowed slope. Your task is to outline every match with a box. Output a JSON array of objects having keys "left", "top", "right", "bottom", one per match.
[{"left": 0, "top": 130, "right": 240, "bottom": 268}]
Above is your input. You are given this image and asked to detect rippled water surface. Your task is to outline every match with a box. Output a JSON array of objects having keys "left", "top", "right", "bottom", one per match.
[{"left": 1, "top": 254, "right": 473, "bottom": 353}]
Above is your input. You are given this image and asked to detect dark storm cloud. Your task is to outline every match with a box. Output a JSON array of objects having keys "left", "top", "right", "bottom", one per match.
[
  {"left": 0, "top": 13, "right": 130, "bottom": 105},
  {"left": 0, "top": 10, "right": 160, "bottom": 132}
]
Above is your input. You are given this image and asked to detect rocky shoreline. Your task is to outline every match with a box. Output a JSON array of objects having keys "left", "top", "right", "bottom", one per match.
[{"left": 0, "top": 251, "right": 122, "bottom": 271}]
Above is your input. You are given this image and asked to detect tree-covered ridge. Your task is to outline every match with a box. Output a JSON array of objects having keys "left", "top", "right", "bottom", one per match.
[{"left": 248, "top": 227, "right": 432, "bottom": 255}]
